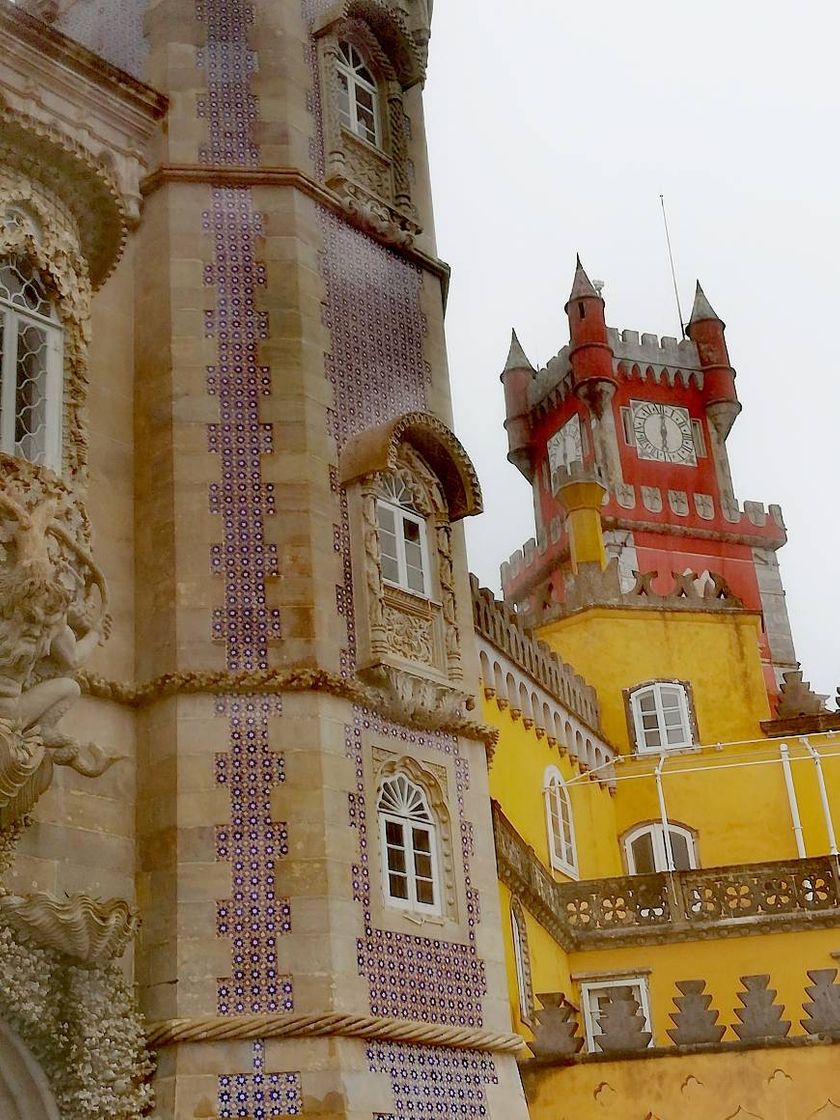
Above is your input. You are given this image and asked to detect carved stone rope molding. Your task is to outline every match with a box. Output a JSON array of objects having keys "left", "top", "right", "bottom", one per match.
[
  {"left": 146, "top": 1010, "right": 526, "bottom": 1055},
  {"left": 77, "top": 667, "right": 499, "bottom": 753}
]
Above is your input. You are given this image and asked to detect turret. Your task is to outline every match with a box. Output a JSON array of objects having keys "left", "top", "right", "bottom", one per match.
[
  {"left": 566, "top": 256, "right": 615, "bottom": 394},
  {"left": 688, "top": 282, "right": 740, "bottom": 427},
  {"left": 501, "top": 328, "right": 535, "bottom": 479},
  {"left": 566, "top": 258, "right": 624, "bottom": 490},
  {"left": 553, "top": 463, "right": 608, "bottom": 573},
  {"left": 687, "top": 282, "right": 741, "bottom": 501}
]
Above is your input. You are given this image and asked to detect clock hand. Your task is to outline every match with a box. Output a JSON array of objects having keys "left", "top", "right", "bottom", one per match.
[{"left": 660, "top": 412, "right": 669, "bottom": 451}]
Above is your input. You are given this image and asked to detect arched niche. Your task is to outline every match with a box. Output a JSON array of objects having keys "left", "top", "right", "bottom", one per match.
[{"left": 0, "top": 1018, "right": 60, "bottom": 1120}]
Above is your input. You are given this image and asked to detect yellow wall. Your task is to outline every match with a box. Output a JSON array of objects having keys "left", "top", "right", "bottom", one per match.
[
  {"left": 499, "top": 881, "right": 573, "bottom": 1040},
  {"left": 607, "top": 735, "right": 840, "bottom": 868},
  {"left": 537, "top": 608, "right": 771, "bottom": 755},
  {"left": 484, "top": 696, "right": 620, "bottom": 880},
  {"left": 522, "top": 1041, "right": 840, "bottom": 1120},
  {"left": 566, "top": 926, "right": 840, "bottom": 1048}
]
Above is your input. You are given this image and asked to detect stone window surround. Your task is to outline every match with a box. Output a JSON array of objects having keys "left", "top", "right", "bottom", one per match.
[
  {"left": 510, "top": 896, "right": 535, "bottom": 1028},
  {"left": 314, "top": 10, "right": 415, "bottom": 222},
  {"left": 624, "top": 678, "right": 699, "bottom": 756},
  {"left": 367, "top": 745, "right": 464, "bottom": 935},
  {"left": 377, "top": 771, "right": 442, "bottom": 915},
  {"left": 0, "top": 177, "right": 91, "bottom": 481},
  {"left": 0, "top": 253, "right": 64, "bottom": 471},
  {"left": 578, "top": 973, "right": 653, "bottom": 1054}
]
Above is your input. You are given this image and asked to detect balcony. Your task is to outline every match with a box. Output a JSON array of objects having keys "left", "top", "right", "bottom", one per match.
[{"left": 492, "top": 801, "right": 840, "bottom": 950}]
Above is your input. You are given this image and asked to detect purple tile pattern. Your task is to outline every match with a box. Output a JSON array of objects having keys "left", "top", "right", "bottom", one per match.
[
  {"left": 347, "top": 710, "right": 486, "bottom": 1026},
  {"left": 57, "top": 0, "right": 147, "bottom": 78},
  {"left": 219, "top": 1041, "right": 302, "bottom": 1118},
  {"left": 195, "top": 0, "right": 293, "bottom": 1073},
  {"left": 368, "top": 1043, "right": 498, "bottom": 1120}
]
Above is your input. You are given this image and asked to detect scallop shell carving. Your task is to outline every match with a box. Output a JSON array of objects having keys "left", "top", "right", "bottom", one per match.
[{"left": 0, "top": 892, "right": 138, "bottom": 962}]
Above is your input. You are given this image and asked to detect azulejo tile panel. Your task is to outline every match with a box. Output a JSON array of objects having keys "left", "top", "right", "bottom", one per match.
[
  {"left": 368, "top": 1042, "right": 498, "bottom": 1120},
  {"left": 347, "top": 709, "right": 487, "bottom": 1026}
]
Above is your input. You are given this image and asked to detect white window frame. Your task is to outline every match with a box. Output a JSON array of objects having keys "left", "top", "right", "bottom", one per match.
[
  {"left": 376, "top": 497, "right": 432, "bottom": 598},
  {"left": 377, "top": 775, "right": 441, "bottom": 916},
  {"left": 580, "top": 977, "right": 653, "bottom": 1053},
  {"left": 336, "top": 40, "right": 381, "bottom": 147},
  {"left": 624, "top": 822, "right": 697, "bottom": 874},
  {"left": 511, "top": 904, "right": 531, "bottom": 1022},
  {"left": 629, "top": 681, "right": 694, "bottom": 754},
  {"left": 543, "top": 765, "right": 578, "bottom": 878},
  {"left": 0, "top": 262, "right": 63, "bottom": 471}
]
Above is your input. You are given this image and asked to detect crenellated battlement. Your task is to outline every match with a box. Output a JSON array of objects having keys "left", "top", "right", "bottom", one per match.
[{"left": 470, "top": 574, "right": 601, "bottom": 732}]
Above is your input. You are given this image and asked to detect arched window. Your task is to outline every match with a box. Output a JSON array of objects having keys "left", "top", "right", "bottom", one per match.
[
  {"left": 510, "top": 899, "right": 534, "bottom": 1024},
  {"left": 336, "top": 40, "right": 380, "bottom": 147},
  {"left": 377, "top": 774, "right": 440, "bottom": 913},
  {"left": 0, "top": 257, "right": 62, "bottom": 469},
  {"left": 376, "top": 475, "right": 430, "bottom": 596},
  {"left": 624, "top": 822, "right": 697, "bottom": 874},
  {"left": 629, "top": 681, "right": 694, "bottom": 753},
  {"left": 544, "top": 765, "right": 577, "bottom": 877}
]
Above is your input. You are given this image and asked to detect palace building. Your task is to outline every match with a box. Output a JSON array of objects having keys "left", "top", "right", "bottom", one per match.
[{"left": 0, "top": 0, "right": 838, "bottom": 1118}]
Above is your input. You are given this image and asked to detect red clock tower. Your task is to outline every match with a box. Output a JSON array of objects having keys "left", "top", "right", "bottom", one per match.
[{"left": 500, "top": 258, "right": 796, "bottom": 701}]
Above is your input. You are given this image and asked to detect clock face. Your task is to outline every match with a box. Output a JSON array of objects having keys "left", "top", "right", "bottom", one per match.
[
  {"left": 547, "top": 414, "right": 583, "bottom": 476},
  {"left": 631, "top": 401, "right": 697, "bottom": 465}
]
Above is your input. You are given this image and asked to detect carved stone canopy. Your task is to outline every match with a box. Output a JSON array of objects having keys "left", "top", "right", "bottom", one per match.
[
  {"left": 340, "top": 410, "right": 483, "bottom": 521},
  {"left": 313, "top": 0, "right": 425, "bottom": 88},
  {"left": 0, "top": 107, "right": 124, "bottom": 288}
]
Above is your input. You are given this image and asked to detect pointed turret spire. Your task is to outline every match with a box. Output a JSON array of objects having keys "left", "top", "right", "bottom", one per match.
[
  {"left": 566, "top": 254, "right": 600, "bottom": 306},
  {"left": 688, "top": 281, "right": 722, "bottom": 326},
  {"left": 502, "top": 328, "right": 535, "bottom": 375}
]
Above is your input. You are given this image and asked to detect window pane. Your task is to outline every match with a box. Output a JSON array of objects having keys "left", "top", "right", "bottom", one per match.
[
  {"left": 388, "top": 873, "right": 408, "bottom": 899},
  {"left": 670, "top": 831, "right": 692, "bottom": 870},
  {"left": 381, "top": 554, "right": 400, "bottom": 583},
  {"left": 638, "top": 691, "right": 657, "bottom": 713},
  {"left": 15, "top": 320, "right": 48, "bottom": 464},
  {"left": 405, "top": 565, "right": 425, "bottom": 594},
  {"left": 643, "top": 727, "right": 662, "bottom": 748},
  {"left": 377, "top": 504, "right": 396, "bottom": 533},
  {"left": 0, "top": 259, "right": 51, "bottom": 316},
  {"left": 415, "top": 877, "right": 434, "bottom": 905},
  {"left": 630, "top": 833, "right": 656, "bottom": 874},
  {"left": 403, "top": 518, "right": 421, "bottom": 545},
  {"left": 356, "top": 86, "right": 375, "bottom": 112},
  {"left": 337, "top": 72, "right": 351, "bottom": 127}
]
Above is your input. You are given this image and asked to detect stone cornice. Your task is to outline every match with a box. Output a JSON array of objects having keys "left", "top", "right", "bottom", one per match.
[
  {"left": 78, "top": 667, "right": 498, "bottom": 753},
  {"left": 147, "top": 1011, "right": 525, "bottom": 1055},
  {"left": 141, "top": 163, "right": 451, "bottom": 298},
  {"left": 0, "top": 2, "right": 167, "bottom": 121}
]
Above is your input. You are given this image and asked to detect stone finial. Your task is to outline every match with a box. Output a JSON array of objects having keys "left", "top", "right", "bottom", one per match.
[
  {"left": 688, "top": 281, "right": 722, "bottom": 325},
  {"left": 667, "top": 979, "right": 726, "bottom": 1046},
  {"left": 802, "top": 969, "right": 840, "bottom": 1038},
  {"left": 732, "top": 975, "right": 790, "bottom": 1041},
  {"left": 502, "top": 328, "right": 536, "bottom": 375},
  {"left": 777, "top": 670, "right": 829, "bottom": 718},
  {"left": 567, "top": 254, "right": 600, "bottom": 303},
  {"left": 529, "top": 992, "right": 583, "bottom": 1059},
  {"left": 595, "top": 987, "right": 652, "bottom": 1053}
]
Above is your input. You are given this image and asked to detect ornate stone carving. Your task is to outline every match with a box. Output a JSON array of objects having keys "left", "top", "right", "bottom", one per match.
[
  {"left": 732, "top": 975, "right": 791, "bottom": 1041},
  {"left": 383, "top": 603, "right": 433, "bottom": 664},
  {"left": 493, "top": 800, "right": 840, "bottom": 950},
  {"left": 595, "top": 987, "right": 652, "bottom": 1052},
  {"left": 0, "top": 456, "right": 115, "bottom": 825},
  {"left": 667, "top": 979, "right": 725, "bottom": 1045},
  {"left": 529, "top": 992, "right": 583, "bottom": 1059},
  {"left": 0, "top": 892, "right": 137, "bottom": 963},
  {"left": 0, "top": 172, "right": 92, "bottom": 479},
  {"left": 315, "top": 10, "right": 421, "bottom": 245}
]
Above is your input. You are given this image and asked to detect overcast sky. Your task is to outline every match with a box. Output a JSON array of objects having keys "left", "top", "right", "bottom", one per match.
[{"left": 424, "top": 0, "right": 840, "bottom": 701}]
